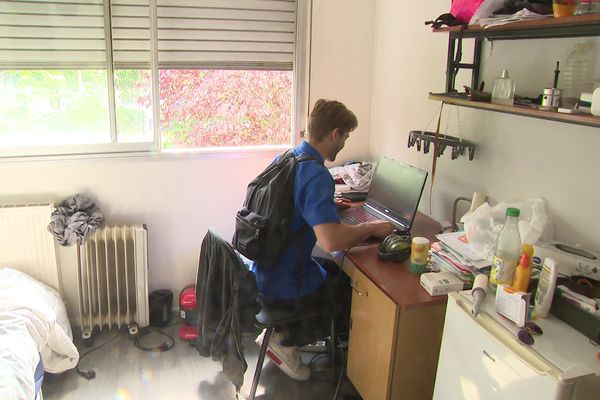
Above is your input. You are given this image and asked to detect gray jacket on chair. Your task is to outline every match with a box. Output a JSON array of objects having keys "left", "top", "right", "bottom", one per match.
[{"left": 195, "top": 230, "right": 261, "bottom": 391}]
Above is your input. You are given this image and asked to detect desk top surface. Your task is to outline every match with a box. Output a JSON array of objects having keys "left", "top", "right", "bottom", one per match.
[{"left": 345, "top": 212, "right": 447, "bottom": 310}]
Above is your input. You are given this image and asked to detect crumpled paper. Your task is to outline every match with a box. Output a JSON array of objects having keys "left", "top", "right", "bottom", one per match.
[{"left": 329, "top": 162, "right": 375, "bottom": 191}]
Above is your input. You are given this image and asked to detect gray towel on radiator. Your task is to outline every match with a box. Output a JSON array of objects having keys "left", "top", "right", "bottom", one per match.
[{"left": 47, "top": 194, "right": 104, "bottom": 246}]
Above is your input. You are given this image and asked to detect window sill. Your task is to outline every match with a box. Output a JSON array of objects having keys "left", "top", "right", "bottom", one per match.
[{"left": 0, "top": 145, "right": 292, "bottom": 165}]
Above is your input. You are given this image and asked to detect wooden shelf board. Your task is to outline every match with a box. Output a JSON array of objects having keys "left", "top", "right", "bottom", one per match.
[
  {"left": 432, "top": 14, "right": 600, "bottom": 35},
  {"left": 429, "top": 93, "right": 600, "bottom": 128}
]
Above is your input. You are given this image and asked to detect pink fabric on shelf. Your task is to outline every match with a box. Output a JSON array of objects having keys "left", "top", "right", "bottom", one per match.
[{"left": 451, "top": 0, "right": 486, "bottom": 23}]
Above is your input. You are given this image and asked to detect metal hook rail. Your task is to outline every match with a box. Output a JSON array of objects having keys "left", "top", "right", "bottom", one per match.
[{"left": 407, "top": 130, "right": 476, "bottom": 161}]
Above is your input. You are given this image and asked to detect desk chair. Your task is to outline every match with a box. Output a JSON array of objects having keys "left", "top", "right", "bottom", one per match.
[
  {"left": 248, "top": 297, "right": 337, "bottom": 400},
  {"left": 196, "top": 230, "right": 338, "bottom": 399}
]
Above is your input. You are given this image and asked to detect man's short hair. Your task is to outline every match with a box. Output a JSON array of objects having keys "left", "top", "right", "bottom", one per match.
[{"left": 307, "top": 99, "right": 358, "bottom": 142}]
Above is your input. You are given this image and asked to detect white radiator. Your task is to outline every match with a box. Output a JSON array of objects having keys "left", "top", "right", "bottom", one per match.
[
  {"left": 76, "top": 224, "right": 149, "bottom": 341},
  {"left": 0, "top": 204, "right": 60, "bottom": 291}
]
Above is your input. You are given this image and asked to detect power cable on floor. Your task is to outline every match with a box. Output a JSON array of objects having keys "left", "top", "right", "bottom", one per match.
[
  {"left": 133, "top": 327, "right": 175, "bottom": 352},
  {"left": 332, "top": 344, "right": 347, "bottom": 400},
  {"left": 75, "top": 332, "right": 120, "bottom": 380}
]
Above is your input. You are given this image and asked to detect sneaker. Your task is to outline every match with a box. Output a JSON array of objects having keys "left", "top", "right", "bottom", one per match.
[{"left": 255, "top": 329, "right": 311, "bottom": 381}]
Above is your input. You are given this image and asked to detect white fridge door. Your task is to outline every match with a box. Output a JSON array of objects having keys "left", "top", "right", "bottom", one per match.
[{"left": 433, "top": 293, "right": 573, "bottom": 400}]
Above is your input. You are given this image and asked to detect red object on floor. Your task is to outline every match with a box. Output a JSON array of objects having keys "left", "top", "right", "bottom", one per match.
[
  {"left": 179, "top": 284, "right": 198, "bottom": 325},
  {"left": 178, "top": 284, "right": 199, "bottom": 342},
  {"left": 179, "top": 324, "right": 198, "bottom": 341}
]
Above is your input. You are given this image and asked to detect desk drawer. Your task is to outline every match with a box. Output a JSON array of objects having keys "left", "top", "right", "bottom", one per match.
[{"left": 347, "top": 268, "right": 397, "bottom": 400}]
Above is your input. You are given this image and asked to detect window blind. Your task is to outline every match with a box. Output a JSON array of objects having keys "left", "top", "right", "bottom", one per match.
[
  {"left": 0, "top": 0, "right": 108, "bottom": 69},
  {"left": 156, "top": 0, "right": 296, "bottom": 70},
  {"left": 0, "top": 0, "right": 297, "bottom": 70}
]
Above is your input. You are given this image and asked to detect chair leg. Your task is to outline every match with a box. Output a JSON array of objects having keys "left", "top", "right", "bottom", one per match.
[
  {"left": 249, "top": 327, "right": 273, "bottom": 400},
  {"left": 330, "top": 318, "right": 337, "bottom": 380}
]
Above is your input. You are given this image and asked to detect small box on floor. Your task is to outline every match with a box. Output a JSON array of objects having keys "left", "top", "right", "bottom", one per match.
[{"left": 420, "top": 272, "right": 464, "bottom": 296}]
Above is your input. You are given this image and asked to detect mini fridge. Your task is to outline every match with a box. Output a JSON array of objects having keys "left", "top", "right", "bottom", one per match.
[{"left": 433, "top": 292, "right": 600, "bottom": 400}]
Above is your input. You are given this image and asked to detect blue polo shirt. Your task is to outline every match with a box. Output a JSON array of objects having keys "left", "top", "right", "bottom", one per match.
[{"left": 251, "top": 141, "right": 340, "bottom": 299}]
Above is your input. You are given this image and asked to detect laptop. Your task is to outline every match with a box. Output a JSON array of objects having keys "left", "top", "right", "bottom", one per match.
[{"left": 339, "top": 157, "right": 428, "bottom": 232}]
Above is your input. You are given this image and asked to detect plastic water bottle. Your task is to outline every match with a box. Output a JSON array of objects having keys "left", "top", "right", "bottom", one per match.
[
  {"left": 490, "top": 207, "right": 521, "bottom": 289},
  {"left": 574, "top": 0, "right": 600, "bottom": 13},
  {"left": 562, "top": 43, "right": 590, "bottom": 105}
]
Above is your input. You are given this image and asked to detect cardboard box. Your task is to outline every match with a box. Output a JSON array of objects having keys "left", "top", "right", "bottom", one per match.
[{"left": 420, "top": 272, "right": 463, "bottom": 296}]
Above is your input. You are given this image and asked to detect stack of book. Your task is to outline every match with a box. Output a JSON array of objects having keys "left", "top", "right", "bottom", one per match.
[{"left": 429, "top": 231, "right": 491, "bottom": 287}]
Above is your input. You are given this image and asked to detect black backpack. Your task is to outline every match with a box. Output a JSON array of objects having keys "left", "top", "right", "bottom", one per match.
[{"left": 232, "top": 150, "right": 313, "bottom": 267}]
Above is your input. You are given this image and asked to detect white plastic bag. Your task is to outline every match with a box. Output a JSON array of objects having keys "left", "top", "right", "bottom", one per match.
[
  {"left": 328, "top": 162, "right": 375, "bottom": 191},
  {"left": 469, "top": 0, "right": 506, "bottom": 24},
  {"left": 463, "top": 198, "right": 554, "bottom": 260}
]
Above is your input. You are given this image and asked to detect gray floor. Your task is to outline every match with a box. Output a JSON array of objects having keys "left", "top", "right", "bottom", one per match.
[{"left": 42, "top": 321, "right": 361, "bottom": 400}]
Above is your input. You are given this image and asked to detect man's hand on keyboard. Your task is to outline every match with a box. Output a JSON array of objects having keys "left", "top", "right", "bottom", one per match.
[
  {"left": 366, "top": 220, "right": 395, "bottom": 239},
  {"left": 334, "top": 197, "right": 352, "bottom": 209}
]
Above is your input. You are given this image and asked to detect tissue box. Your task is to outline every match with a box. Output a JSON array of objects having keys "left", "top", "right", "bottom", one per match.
[{"left": 420, "top": 272, "right": 463, "bottom": 296}]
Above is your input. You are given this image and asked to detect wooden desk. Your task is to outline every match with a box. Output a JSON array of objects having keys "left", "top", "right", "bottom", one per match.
[{"left": 339, "top": 213, "right": 446, "bottom": 400}]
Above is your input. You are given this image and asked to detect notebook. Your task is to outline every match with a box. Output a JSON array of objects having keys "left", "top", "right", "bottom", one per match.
[{"left": 339, "top": 157, "right": 428, "bottom": 232}]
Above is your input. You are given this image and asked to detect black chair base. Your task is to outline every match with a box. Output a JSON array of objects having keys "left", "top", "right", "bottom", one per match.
[{"left": 248, "top": 319, "right": 337, "bottom": 400}]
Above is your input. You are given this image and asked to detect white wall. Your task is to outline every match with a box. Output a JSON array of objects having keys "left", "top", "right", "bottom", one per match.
[
  {"left": 309, "top": 0, "right": 375, "bottom": 165},
  {"left": 370, "top": 0, "right": 600, "bottom": 254},
  {"left": 0, "top": 153, "right": 276, "bottom": 315}
]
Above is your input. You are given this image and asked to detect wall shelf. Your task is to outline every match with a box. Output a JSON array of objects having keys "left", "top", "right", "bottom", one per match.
[
  {"left": 431, "top": 14, "right": 600, "bottom": 126},
  {"left": 433, "top": 14, "right": 600, "bottom": 93},
  {"left": 433, "top": 14, "right": 600, "bottom": 40},
  {"left": 429, "top": 92, "right": 600, "bottom": 128}
]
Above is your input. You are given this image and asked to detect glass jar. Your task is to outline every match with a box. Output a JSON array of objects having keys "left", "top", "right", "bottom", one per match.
[
  {"left": 574, "top": 0, "right": 592, "bottom": 14},
  {"left": 553, "top": 0, "right": 576, "bottom": 17}
]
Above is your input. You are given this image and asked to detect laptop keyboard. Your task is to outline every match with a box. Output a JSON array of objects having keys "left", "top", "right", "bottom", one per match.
[
  {"left": 341, "top": 207, "right": 410, "bottom": 234},
  {"left": 341, "top": 207, "right": 377, "bottom": 224}
]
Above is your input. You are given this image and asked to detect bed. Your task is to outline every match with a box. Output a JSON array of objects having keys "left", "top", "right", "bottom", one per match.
[{"left": 0, "top": 267, "right": 79, "bottom": 399}]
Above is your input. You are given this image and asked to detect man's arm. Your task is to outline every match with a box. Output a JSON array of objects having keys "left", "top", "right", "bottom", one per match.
[{"left": 313, "top": 220, "right": 396, "bottom": 252}]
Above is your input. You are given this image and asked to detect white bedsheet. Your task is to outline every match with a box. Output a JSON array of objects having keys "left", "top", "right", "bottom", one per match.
[{"left": 0, "top": 268, "right": 79, "bottom": 400}]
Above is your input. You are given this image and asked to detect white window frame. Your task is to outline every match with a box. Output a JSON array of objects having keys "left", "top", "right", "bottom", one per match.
[{"left": 0, "top": 0, "right": 310, "bottom": 160}]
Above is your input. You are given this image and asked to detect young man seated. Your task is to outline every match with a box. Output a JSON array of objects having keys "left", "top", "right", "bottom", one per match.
[{"left": 250, "top": 99, "right": 395, "bottom": 380}]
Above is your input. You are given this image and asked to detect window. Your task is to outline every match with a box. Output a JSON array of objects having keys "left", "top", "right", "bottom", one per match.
[
  {"left": 0, "top": 0, "right": 305, "bottom": 158},
  {"left": 158, "top": 69, "right": 292, "bottom": 149}
]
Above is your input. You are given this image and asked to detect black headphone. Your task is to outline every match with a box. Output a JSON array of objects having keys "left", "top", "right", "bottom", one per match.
[{"left": 378, "top": 233, "right": 412, "bottom": 262}]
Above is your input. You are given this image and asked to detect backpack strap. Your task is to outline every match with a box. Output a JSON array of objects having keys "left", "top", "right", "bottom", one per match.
[
  {"left": 288, "top": 150, "right": 314, "bottom": 306},
  {"left": 295, "top": 236, "right": 304, "bottom": 308},
  {"left": 287, "top": 149, "right": 314, "bottom": 253},
  {"left": 296, "top": 153, "right": 313, "bottom": 162}
]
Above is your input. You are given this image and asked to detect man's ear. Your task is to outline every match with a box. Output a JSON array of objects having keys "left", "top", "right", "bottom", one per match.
[{"left": 330, "top": 127, "right": 341, "bottom": 141}]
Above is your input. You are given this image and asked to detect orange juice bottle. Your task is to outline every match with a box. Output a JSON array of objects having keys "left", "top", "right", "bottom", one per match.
[
  {"left": 521, "top": 243, "right": 534, "bottom": 261},
  {"left": 512, "top": 253, "right": 531, "bottom": 292}
]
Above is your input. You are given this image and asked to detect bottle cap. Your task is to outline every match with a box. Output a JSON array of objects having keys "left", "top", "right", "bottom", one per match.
[
  {"left": 519, "top": 253, "right": 530, "bottom": 268},
  {"left": 506, "top": 207, "right": 520, "bottom": 217},
  {"left": 521, "top": 243, "right": 534, "bottom": 257}
]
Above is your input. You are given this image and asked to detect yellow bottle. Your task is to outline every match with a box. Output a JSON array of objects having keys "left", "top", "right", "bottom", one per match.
[
  {"left": 521, "top": 243, "right": 534, "bottom": 260},
  {"left": 512, "top": 253, "right": 531, "bottom": 292}
]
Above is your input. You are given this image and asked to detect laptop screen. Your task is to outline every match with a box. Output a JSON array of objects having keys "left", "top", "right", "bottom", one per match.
[{"left": 365, "top": 157, "right": 428, "bottom": 230}]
